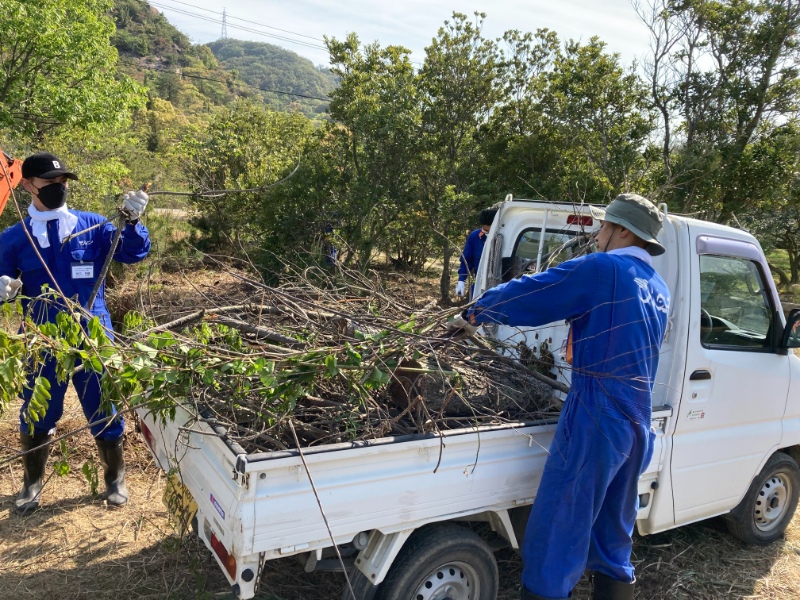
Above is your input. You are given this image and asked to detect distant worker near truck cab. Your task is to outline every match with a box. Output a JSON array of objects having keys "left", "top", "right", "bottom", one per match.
[
  {"left": 455, "top": 208, "right": 497, "bottom": 300},
  {"left": 0, "top": 152, "right": 151, "bottom": 514},
  {"left": 449, "top": 194, "right": 670, "bottom": 600}
]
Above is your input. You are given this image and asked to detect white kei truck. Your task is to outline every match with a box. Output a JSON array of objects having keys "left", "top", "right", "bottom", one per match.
[{"left": 137, "top": 196, "right": 800, "bottom": 600}]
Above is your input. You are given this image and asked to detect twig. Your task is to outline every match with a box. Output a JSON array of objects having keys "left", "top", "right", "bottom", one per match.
[{"left": 288, "top": 420, "right": 357, "bottom": 600}]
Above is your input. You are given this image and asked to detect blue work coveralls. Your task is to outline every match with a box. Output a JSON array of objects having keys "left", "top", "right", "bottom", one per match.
[
  {"left": 0, "top": 210, "right": 151, "bottom": 441},
  {"left": 466, "top": 250, "right": 669, "bottom": 598},
  {"left": 458, "top": 228, "right": 487, "bottom": 296}
]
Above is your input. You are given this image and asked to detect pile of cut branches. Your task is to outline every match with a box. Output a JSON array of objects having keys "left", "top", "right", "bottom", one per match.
[{"left": 1, "top": 259, "right": 567, "bottom": 454}]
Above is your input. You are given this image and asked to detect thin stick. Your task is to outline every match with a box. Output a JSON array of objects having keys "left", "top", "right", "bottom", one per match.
[
  {"left": 89, "top": 182, "right": 150, "bottom": 310},
  {"left": 88, "top": 214, "right": 124, "bottom": 311},
  {"left": 288, "top": 420, "right": 357, "bottom": 600}
]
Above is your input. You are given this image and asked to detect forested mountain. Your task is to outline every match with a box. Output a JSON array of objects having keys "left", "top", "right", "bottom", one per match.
[
  {"left": 207, "top": 39, "right": 338, "bottom": 115},
  {"left": 110, "top": 0, "right": 333, "bottom": 118}
]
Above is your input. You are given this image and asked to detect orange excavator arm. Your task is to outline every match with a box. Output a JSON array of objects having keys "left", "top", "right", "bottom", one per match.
[{"left": 0, "top": 150, "right": 23, "bottom": 219}]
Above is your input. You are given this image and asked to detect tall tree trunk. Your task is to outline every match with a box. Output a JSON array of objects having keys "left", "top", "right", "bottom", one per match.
[
  {"left": 440, "top": 234, "right": 452, "bottom": 307},
  {"left": 788, "top": 236, "right": 799, "bottom": 284}
]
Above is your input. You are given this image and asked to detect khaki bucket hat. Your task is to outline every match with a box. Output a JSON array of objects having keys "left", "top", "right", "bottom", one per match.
[{"left": 603, "top": 193, "right": 665, "bottom": 256}]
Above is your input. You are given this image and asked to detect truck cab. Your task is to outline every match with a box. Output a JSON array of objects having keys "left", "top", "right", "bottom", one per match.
[{"left": 475, "top": 195, "right": 800, "bottom": 541}]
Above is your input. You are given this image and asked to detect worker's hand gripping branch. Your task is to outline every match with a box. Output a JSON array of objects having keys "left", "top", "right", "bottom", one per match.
[
  {"left": 454, "top": 280, "right": 466, "bottom": 297},
  {"left": 0, "top": 275, "right": 22, "bottom": 302},
  {"left": 445, "top": 313, "right": 479, "bottom": 340},
  {"left": 122, "top": 189, "right": 149, "bottom": 222}
]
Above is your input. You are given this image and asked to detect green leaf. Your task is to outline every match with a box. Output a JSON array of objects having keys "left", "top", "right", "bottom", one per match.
[
  {"left": 325, "top": 355, "right": 339, "bottom": 378},
  {"left": 133, "top": 342, "right": 158, "bottom": 359}
]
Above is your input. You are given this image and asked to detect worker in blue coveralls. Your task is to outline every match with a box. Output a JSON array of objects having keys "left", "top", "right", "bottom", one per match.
[
  {"left": 449, "top": 194, "right": 669, "bottom": 600},
  {"left": 454, "top": 208, "right": 497, "bottom": 300},
  {"left": 0, "top": 152, "right": 151, "bottom": 514}
]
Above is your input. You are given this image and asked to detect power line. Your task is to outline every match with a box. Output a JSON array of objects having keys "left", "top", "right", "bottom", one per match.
[
  {"left": 149, "top": 2, "right": 325, "bottom": 49},
  {"left": 153, "top": 0, "right": 325, "bottom": 43},
  {"left": 149, "top": 0, "right": 425, "bottom": 68},
  {"left": 183, "top": 72, "right": 331, "bottom": 101},
  {"left": 118, "top": 58, "right": 332, "bottom": 101},
  {"left": 148, "top": 1, "right": 328, "bottom": 51}
]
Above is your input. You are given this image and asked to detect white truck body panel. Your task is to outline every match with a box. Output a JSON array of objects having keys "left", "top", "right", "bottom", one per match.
[{"left": 138, "top": 198, "right": 800, "bottom": 598}]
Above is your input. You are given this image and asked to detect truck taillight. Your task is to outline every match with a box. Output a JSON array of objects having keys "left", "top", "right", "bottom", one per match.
[
  {"left": 140, "top": 419, "right": 153, "bottom": 450},
  {"left": 567, "top": 215, "right": 593, "bottom": 226},
  {"left": 210, "top": 530, "right": 237, "bottom": 579}
]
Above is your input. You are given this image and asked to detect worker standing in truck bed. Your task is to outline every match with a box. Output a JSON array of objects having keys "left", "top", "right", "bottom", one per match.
[{"left": 450, "top": 194, "right": 670, "bottom": 600}]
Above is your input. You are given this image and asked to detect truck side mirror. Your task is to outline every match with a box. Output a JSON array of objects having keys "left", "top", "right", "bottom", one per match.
[{"left": 781, "top": 309, "right": 800, "bottom": 349}]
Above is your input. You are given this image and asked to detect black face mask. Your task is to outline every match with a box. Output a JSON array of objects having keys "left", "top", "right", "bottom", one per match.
[{"left": 35, "top": 182, "right": 68, "bottom": 210}]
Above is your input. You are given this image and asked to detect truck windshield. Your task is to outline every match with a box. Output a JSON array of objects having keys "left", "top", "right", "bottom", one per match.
[{"left": 699, "top": 255, "right": 773, "bottom": 349}]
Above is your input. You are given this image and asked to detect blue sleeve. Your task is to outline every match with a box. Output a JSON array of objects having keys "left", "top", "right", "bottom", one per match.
[
  {"left": 102, "top": 221, "right": 151, "bottom": 265},
  {"left": 458, "top": 231, "right": 476, "bottom": 282},
  {"left": 466, "top": 254, "right": 601, "bottom": 327},
  {"left": 0, "top": 227, "right": 18, "bottom": 278}
]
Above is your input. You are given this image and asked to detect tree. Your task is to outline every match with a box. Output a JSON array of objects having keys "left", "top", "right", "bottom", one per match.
[
  {"left": 0, "top": 0, "right": 145, "bottom": 136},
  {"left": 326, "top": 33, "right": 422, "bottom": 268},
  {"left": 739, "top": 126, "right": 800, "bottom": 283},
  {"left": 418, "top": 12, "right": 503, "bottom": 303},
  {"left": 637, "top": 0, "right": 800, "bottom": 218},
  {"left": 481, "top": 34, "right": 654, "bottom": 207},
  {"left": 182, "top": 101, "right": 314, "bottom": 251},
  {"left": 544, "top": 38, "right": 655, "bottom": 200}
]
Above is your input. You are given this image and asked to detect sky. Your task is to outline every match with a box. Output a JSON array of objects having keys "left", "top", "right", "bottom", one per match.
[{"left": 146, "top": 0, "right": 653, "bottom": 69}]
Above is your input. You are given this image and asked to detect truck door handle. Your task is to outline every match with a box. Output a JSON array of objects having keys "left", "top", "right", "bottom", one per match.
[{"left": 690, "top": 369, "right": 711, "bottom": 380}]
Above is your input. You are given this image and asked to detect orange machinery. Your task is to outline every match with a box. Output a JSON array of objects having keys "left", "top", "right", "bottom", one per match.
[{"left": 0, "top": 150, "right": 23, "bottom": 218}]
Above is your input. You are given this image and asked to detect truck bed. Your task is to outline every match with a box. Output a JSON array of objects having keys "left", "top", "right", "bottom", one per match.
[
  {"left": 137, "top": 404, "right": 557, "bottom": 585},
  {"left": 137, "top": 402, "right": 670, "bottom": 598}
]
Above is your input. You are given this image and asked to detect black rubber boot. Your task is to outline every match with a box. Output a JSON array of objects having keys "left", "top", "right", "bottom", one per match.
[
  {"left": 521, "top": 586, "right": 572, "bottom": 600},
  {"left": 15, "top": 432, "right": 52, "bottom": 515},
  {"left": 95, "top": 437, "right": 128, "bottom": 506},
  {"left": 591, "top": 572, "right": 635, "bottom": 600}
]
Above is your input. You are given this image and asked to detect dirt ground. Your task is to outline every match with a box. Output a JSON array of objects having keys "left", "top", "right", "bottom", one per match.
[{"left": 0, "top": 389, "right": 799, "bottom": 600}]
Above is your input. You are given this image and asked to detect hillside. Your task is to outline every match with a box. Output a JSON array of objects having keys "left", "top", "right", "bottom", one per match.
[
  {"left": 207, "top": 39, "right": 337, "bottom": 116},
  {"left": 110, "top": 0, "right": 334, "bottom": 119}
]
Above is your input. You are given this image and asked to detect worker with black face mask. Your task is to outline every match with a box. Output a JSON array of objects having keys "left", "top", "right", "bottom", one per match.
[{"left": 0, "top": 152, "right": 151, "bottom": 514}]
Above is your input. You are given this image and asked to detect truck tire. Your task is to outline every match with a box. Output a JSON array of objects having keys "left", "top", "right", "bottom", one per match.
[
  {"left": 726, "top": 451, "right": 800, "bottom": 545},
  {"left": 372, "top": 524, "right": 498, "bottom": 600},
  {"left": 342, "top": 568, "right": 378, "bottom": 600}
]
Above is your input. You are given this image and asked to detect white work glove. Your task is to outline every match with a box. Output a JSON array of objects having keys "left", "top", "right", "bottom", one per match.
[
  {"left": 454, "top": 280, "right": 466, "bottom": 297},
  {"left": 446, "top": 314, "right": 479, "bottom": 340},
  {"left": 0, "top": 276, "right": 23, "bottom": 302},
  {"left": 122, "top": 190, "right": 149, "bottom": 221}
]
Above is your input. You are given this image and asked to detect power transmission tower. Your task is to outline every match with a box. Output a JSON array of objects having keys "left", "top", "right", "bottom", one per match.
[{"left": 221, "top": 8, "right": 228, "bottom": 39}]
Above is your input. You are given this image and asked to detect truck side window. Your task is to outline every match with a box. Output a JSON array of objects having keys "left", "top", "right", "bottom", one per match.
[{"left": 699, "top": 255, "right": 773, "bottom": 349}]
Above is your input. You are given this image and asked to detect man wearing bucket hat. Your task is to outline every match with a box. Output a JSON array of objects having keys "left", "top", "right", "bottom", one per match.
[
  {"left": 0, "top": 152, "right": 151, "bottom": 514},
  {"left": 449, "top": 193, "right": 670, "bottom": 599}
]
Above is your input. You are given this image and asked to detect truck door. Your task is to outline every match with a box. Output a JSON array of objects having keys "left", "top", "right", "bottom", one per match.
[{"left": 670, "top": 231, "right": 790, "bottom": 525}]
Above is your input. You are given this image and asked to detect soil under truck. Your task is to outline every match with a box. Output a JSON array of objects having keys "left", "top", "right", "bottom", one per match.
[{"left": 137, "top": 196, "right": 800, "bottom": 600}]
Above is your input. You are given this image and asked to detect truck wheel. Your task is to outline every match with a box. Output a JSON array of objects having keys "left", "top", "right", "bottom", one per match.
[
  {"left": 726, "top": 452, "right": 800, "bottom": 545},
  {"left": 373, "top": 524, "right": 498, "bottom": 600}
]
